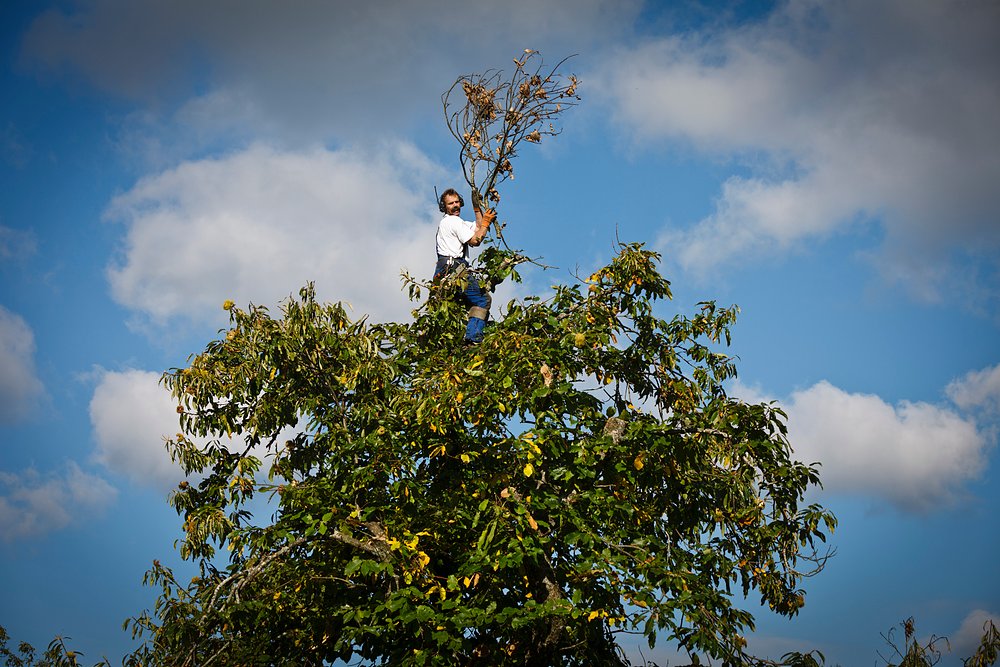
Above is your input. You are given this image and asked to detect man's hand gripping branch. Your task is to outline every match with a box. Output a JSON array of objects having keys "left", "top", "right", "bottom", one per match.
[{"left": 468, "top": 190, "right": 496, "bottom": 247}]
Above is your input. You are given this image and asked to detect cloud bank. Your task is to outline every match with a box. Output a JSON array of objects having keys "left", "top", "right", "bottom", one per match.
[
  {"left": 89, "top": 368, "right": 305, "bottom": 491},
  {"left": 90, "top": 368, "right": 184, "bottom": 489},
  {"left": 952, "top": 609, "right": 1000, "bottom": 659},
  {"left": 946, "top": 364, "right": 1000, "bottom": 416},
  {"left": 105, "top": 142, "right": 441, "bottom": 328},
  {"left": 20, "top": 0, "right": 635, "bottom": 146},
  {"left": 734, "top": 363, "right": 999, "bottom": 512},
  {"left": 597, "top": 0, "right": 1000, "bottom": 304}
]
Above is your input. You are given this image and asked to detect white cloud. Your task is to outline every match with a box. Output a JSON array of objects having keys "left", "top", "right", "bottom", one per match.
[
  {"left": 946, "top": 363, "right": 1000, "bottom": 415},
  {"left": 0, "top": 305, "right": 45, "bottom": 423},
  {"left": 596, "top": 0, "right": 1000, "bottom": 303},
  {"left": 89, "top": 367, "right": 304, "bottom": 490},
  {"left": 105, "top": 142, "right": 444, "bottom": 328},
  {"left": 951, "top": 609, "right": 999, "bottom": 659},
  {"left": 0, "top": 462, "right": 117, "bottom": 541},
  {"left": 732, "top": 374, "right": 994, "bottom": 513},
  {"left": 89, "top": 368, "right": 185, "bottom": 489}
]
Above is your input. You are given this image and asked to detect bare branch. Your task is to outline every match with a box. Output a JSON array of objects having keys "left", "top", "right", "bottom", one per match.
[{"left": 443, "top": 50, "right": 580, "bottom": 244}]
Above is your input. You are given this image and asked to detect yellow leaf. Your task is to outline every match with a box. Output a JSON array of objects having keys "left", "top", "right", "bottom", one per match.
[
  {"left": 417, "top": 551, "right": 430, "bottom": 568},
  {"left": 460, "top": 453, "right": 471, "bottom": 464},
  {"left": 523, "top": 463, "right": 534, "bottom": 477},
  {"left": 588, "top": 610, "right": 600, "bottom": 621},
  {"left": 633, "top": 453, "right": 645, "bottom": 470}
]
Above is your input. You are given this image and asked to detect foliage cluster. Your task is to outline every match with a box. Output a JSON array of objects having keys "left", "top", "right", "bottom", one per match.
[{"left": 110, "top": 241, "right": 841, "bottom": 666}]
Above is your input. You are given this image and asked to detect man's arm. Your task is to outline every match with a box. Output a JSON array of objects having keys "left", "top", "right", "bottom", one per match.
[{"left": 467, "top": 207, "right": 495, "bottom": 247}]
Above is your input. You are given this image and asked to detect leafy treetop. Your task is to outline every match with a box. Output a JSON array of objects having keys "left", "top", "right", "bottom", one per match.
[{"left": 123, "top": 242, "right": 836, "bottom": 666}]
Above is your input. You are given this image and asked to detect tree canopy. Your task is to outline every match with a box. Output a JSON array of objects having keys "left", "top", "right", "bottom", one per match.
[
  {"left": 123, "top": 240, "right": 836, "bottom": 666},
  {"left": 120, "top": 52, "right": 838, "bottom": 667}
]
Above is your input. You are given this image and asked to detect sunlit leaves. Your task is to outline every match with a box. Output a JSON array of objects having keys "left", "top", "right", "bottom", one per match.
[{"left": 128, "top": 244, "right": 834, "bottom": 666}]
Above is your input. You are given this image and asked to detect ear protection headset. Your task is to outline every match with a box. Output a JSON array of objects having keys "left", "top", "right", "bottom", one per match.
[{"left": 438, "top": 188, "right": 465, "bottom": 213}]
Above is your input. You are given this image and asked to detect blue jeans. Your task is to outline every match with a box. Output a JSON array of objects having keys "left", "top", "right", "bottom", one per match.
[{"left": 434, "top": 256, "right": 490, "bottom": 342}]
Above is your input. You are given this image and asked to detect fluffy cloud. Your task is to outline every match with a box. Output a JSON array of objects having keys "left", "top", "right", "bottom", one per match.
[
  {"left": 596, "top": 0, "right": 1000, "bottom": 304},
  {"left": 733, "top": 372, "right": 995, "bottom": 513},
  {"left": 0, "top": 462, "right": 117, "bottom": 541},
  {"left": 89, "top": 368, "right": 302, "bottom": 490},
  {"left": 946, "top": 363, "right": 1000, "bottom": 415},
  {"left": 0, "top": 305, "right": 45, "bottom": 423},
  {"left": 105, "top": 142, "right": 443, "bottom": 327},
  {"left": 951, "top": 609, "right": 1000, "bottom": 659},
  {"left": 90, "top": 368, "right": 185, "bottom": 489}
]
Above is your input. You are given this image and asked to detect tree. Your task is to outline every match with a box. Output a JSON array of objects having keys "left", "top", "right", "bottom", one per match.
[
  {"left": 125, "top": 239, "right": 835, "bottom": 665},
  {"left": 124, "top": 53, "right": 835, "bottom": 666}
]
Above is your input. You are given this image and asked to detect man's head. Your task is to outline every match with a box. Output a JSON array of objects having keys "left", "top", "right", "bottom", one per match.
[{"left": 439, "top": 188, "right": 464, "bottom": 215}]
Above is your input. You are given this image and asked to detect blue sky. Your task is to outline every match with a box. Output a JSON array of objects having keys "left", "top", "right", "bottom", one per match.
[{"left": 1, "top": 0, "right": 998, "bottom": 664}]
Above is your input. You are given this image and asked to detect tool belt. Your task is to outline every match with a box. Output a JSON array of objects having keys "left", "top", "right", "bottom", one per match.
[
  {"left": 435, "top": 254, "right": 467, "bottom": 279},
  {"left": 434, "top": 255, "right": 491, "bottom": 319}
]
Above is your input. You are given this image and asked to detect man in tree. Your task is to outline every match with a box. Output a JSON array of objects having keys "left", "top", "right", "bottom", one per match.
[
  {"left": 434, "top": 188, "right": 496, "bottom": 344},
  {"left": 124, "top": 54, "right": 838, "bottom": 666}
]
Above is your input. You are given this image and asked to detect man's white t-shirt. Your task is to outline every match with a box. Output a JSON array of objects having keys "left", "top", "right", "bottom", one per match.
[{"left": 436, "top": 214, "right": 476, "bottom": 259}]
